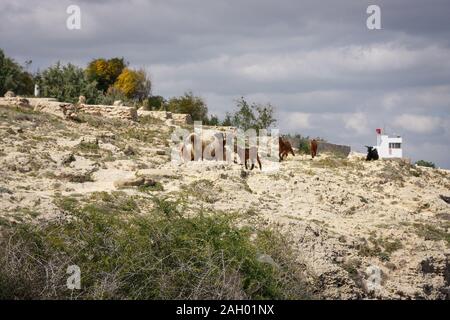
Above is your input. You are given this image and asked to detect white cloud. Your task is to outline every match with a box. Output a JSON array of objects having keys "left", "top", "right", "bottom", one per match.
[
  {"left": 281, "top": 112, "right": 312, "bottom": 131},
  {"left": 393, "top": 114, "right": 442, "bottom": 134},
  {"left": 344, "top": 112, "right": 369, "bottom": 135}
]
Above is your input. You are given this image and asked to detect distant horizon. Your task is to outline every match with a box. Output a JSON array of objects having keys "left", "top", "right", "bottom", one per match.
[{"left": 1, "top": 0, "right": 449, "bottom": 168}]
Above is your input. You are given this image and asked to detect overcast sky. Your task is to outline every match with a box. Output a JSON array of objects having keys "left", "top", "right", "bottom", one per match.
[{"left": 1, "top": 0, "right": 449, "bottom": 167}]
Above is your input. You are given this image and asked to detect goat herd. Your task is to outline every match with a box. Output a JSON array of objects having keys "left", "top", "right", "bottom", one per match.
[{"left": 179, "top": 132, "right": 321, "bottom": 171}]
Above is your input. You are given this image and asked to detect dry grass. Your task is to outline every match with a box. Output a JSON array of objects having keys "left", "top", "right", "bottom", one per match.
[
  {"left": 413, "top": 223, "right": 450, "bottom": 246},
  {"left": 311, "top": 157, "right": 363, "bottom": 170}
]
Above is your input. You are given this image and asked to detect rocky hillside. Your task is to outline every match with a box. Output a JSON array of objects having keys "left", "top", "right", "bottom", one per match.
[{"left": 0, "top": 104, "right": 449, "bottom": 299}]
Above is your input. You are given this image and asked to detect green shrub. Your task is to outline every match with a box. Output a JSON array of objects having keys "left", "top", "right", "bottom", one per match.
[
  {"left": 204, "top": 114, "right": 220, "bottom": 126},
  {"left": 225, "top": 97, "right": 277, "bottom": 131},
  {"left": 0, "top": 194, "right": 311, "bottom": 299},
  {"left": 143, "top": 95, "right": 165, "bottom": 111},
  {"left": 122, "top": 127, "right": 159, "bottom": 143},
  {"left": 138, "top": 115, "right": 165, "bottom": 126},
  {"left": 167, "top": 91, "right": 208, "bottom": 122},
  {"left": 415, "top": 160, "right": 436, "bottom": 168},
  {"left": 77, "top": 142, "right": 99, "bottom": 152},
  {"left": 357, "top": 236, "right": 403, "bottom": 262},
  {"left": 413, "top": 223, "right": 449, "bottom": 245},
  {"left": 96, "top": 87, "right": 128, "bottom": 106},
  {"left": 38, "top": 62, "right": 102, "bottom": 104},
  {"left": 0, "top": 49, "right": 34, "bottom": 96},
  {"left": 282, "top": 134, "right": 315, "bottom": 155},
  {"left": 138, "top": 182, "right": 164, "bottom": 193}
]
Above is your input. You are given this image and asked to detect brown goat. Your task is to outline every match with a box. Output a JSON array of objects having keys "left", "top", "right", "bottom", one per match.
[
  {"left": 235, "top": 146, "right": 262, "bottom": 170},
  {"left": 227, "top": 138, "right": 261, "bottom": 170},
  {"left": 279, "top": 137, "right": 295, "bottom": 161},
  {"left": 310, "top": 139, "right": 318, "bottom": 159},
  {"left": 180, "top": 132, "right": 225, "bottom": 161}
]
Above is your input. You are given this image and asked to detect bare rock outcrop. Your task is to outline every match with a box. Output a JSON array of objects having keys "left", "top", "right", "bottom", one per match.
[
  {"left": 114, "top": 176, "right": 157, "bottom": 189},
  {"left": 32, "top": 100, "right": 78, "bottom": 120},
  {"left": 137, "top": 108, "right": 193, "bottom": 125},
  {"left": 79, "top": 136, "right": 99, "bottom": 146},
  {"left": 60, "top": 152, "right": 76, "bottom": 166},
  {"left": 1, "top": 97, "right": 79, "bottom": 120},
  {"left": 172, "top": 113, "right": 193, "bottom": 125},
  {"left": 137, "top": 109, "right": 171, "bottom": 121},
  {"left": 78, "top": 95, "right": 86, "bottom": 104},
  {"left": 0, "top": 95, "right": 31, "bottom": 108},
  {"left": 79, "top": 104, "right": 137, "bottom": 121}
]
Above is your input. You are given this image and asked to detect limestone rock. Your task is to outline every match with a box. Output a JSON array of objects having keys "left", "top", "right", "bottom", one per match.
[
  {"left": 137, "top": 109, "right": 171, "bottom": 121},
  {"left": 0, "top": 96, "right": 30, "bottom": 108},
  {"left": 61, "top": 153, "right": 76, "bottom": 166},
  {"left": 6, "top": 154, "right": 34, "bottom": 173},
  {"left": 156, "top": 149, "right": 166, "bottom": 156},
  {"left": 4, "top": 91, "right": 15, "bottom": 97},
  {"left": 136, "top": 108, "right": 192, "bottom": 125},
  {"left": 171, "top": 113, "right": 193, "bottom": 125},
  {"left": 6, "top": 126, "right": 23, "bottom": 134},
  {"left": 32, "top": 100, "right": 78, "bottom": 120},
  {"left": 123, "top": 145, "right": 136, "bottom": 156},
  {"left": 80, "top": 136, "right": 99, "bottom": 146},
  {"left": 78, "top": 104, "right": 137, "bottom": 121},
  {"left": 165, "top": 119, "right": 175, "bottom": 126},
  {"left": 78, "top": 96, "right": 86, "bottom": 104},
  {"left": 96, "top": 131, "right": 116, "bottom": 140},
  {"left": 114, "top": 176, "right": 156, "bottom": 189}
]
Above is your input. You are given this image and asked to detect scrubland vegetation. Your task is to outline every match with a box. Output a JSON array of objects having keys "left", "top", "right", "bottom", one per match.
[{"left": 0, "top": 193, "right": 311, "bottom": 299}]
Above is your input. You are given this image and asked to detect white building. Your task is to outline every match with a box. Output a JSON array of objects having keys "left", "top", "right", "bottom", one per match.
[{"left": 374, "top": 128, "right": 403, "bottom": 158}]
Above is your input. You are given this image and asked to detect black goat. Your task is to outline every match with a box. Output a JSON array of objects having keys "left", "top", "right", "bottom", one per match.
[{"left": 365, "top": 146, "right": 379, "bottom": 161}]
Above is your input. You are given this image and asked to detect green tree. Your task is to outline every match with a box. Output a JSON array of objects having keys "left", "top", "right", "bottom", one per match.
[
  {"left": 143, "top": 95, "right": 166, "bottom": 110},
  {"left": 222, "top": 113, "right": 233, "bottom": 126},
  {"left": 231, "top": 97, "right": 256, "bottom": 131},
  {"left": 285, "top": 133, "right": 311, "bottom": 154},
  {"left": 166, "top": 91, "right": 208, "bottom": 122},
  {"left": 86, "top": 57, "right": 126, "bottom": 92},
  {"left": 38, "top": 62, "right": 101, "bottom": 104},
  {"left": 114, "top": 68, "right": 151, "bottom": 101},
  {"left": 205, "top": 114, "right": 220, "bottom": 126},
  {"left": 228, "top": 97, "right": 277, "bottom": 131},
  {"left": 96, "top": 86, "right": 128, "bottom": 105},
  {"left": 0, "top": 49, "right": 34, "bottom": 96},
  {"left": 255, "top": 103, "right": 276, "bottom": 130}
]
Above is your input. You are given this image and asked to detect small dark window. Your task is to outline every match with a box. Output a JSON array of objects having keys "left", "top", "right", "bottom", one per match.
[{"left": 389, "top": 143, "right": 401, "bottom": 149}]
